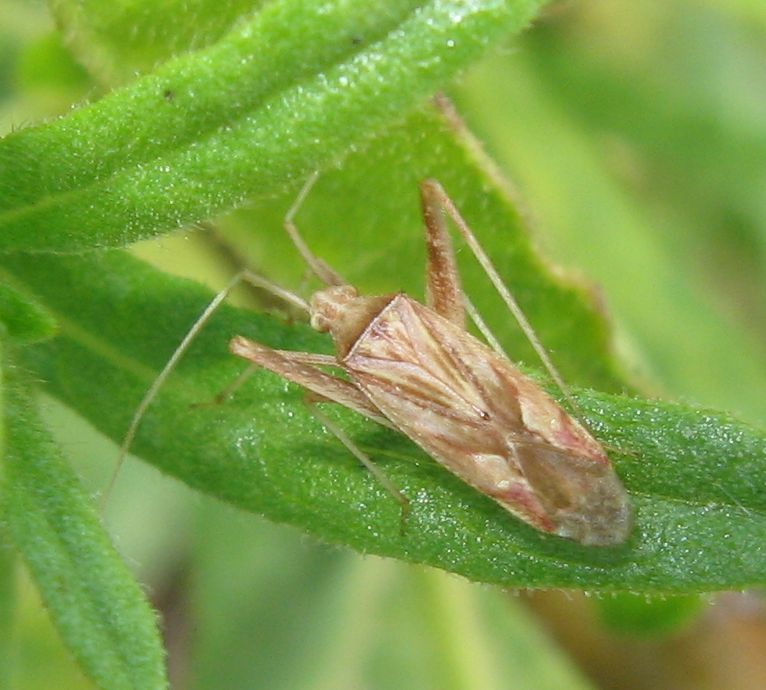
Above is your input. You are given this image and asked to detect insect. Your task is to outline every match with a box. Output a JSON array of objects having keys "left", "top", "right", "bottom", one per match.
[{"left": 116, "top": 176, "right": 632, "bottom": 546}]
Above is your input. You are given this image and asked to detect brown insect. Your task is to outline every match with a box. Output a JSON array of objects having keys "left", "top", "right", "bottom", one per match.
[
  {"left": 115, "top": 176, "right": 631, "bottom": 545},
  {"left": 227, "top": 178, "right": 632, "bottom": 546}
]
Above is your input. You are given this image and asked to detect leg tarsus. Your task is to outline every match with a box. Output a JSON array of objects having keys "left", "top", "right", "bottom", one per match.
[{"left": 308, "top": 404, "right": 410, "bottom": 533}]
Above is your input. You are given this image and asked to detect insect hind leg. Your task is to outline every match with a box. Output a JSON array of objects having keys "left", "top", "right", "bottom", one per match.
[
  {"left": 419, "top": 179, "right": 579, "bottom": 414},
  {"left": 420, "top": 180, "right": 465, "bottom": 327}
]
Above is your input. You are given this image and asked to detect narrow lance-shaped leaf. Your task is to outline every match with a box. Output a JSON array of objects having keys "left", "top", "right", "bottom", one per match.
[
  {"left": 50, "top": 0, "right": 263, "bottom": 83},
  {"left": 0, "top": 521, "right": 14, "bottom": 690},
  {"left": 0, "top": 0, "right": 546, "bottom": 252},
  {"left": 7, "top": 250, "right": 766, "bottom": 593},
  {"left": 1, "top": 360, "right": 168, "bottom": 690},
  {"left": 0, "top": 343, "right": 13, "bottom": 690}
]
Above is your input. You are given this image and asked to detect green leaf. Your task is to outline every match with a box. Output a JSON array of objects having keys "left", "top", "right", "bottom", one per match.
[
  {"left": 0, "top": 343, "right": 14, "bottom": 688},
  {"left": 189, "top": 517, "right": 598, "bottom": 690},
  {"left": 409, "top": 569, "right": 598, "bottom": 690},
  {"left": 51, "top": 0, "right": 265, "bottom": 84},
  {"left": 0, "top": 281, "right": 57, "bottom": 344},
  {"left": 15, "top": 32, "right": 90, "bottom": 94},
  {"left": 595, "top": 592, "right": 706, "bottom": 637},
  {"left": 1, "top": 361, "right": 167, "bottom": 689},
  {"left": 5, "top": 244, "right": 766, "bottom": 592},
  {"left": 523, "top": 17, "right": 766, "bottom": 241},
  {"left": 455, "top": 43, "right": 766, "bottom": 424},
  {"left": 0, "top": 523, "right": 15, "bottom": 690},
  {"left": 0, "top": 0, "right": 545, "bottom": 252}
]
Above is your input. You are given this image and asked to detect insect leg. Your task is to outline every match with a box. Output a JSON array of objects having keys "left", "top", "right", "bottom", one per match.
[
  {"left": 105, "top": 270, "right": 310, "bottom": 508},
  {"left": 419, "top": 179, "right": 577, "bottom": 411},
  {"left": 190, "top": 363, "right": 260, "bottom": 408},
  {"left": 229, "top": 336, "right": 392, "bottom": 427},
  {"left": 195, "top": 353, "right": 343, "bottom": 408},
  {"left": 274, "top": 351, "right": 339, "bottom": 367},
  {"left": 307, "top": 405, "right": 410, "bottom": 532},
  {"left": 419, "top": 181, "right": 465, "bottom": 327},
  {"left": 230, "top": 336, "right": 408, "bottom": 529},
  {"left": 420, "top": 180, "right": 514, "bottom": 356},
  {"left": 461, "top": 294, "right": 509, "bottom": 359},
  {"left": 284, "top": 173, "right": 346, "bottom": 287}
]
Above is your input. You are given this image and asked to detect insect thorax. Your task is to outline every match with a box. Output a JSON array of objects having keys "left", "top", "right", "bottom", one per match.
[{"left": 309, "top": 285, "right": 394, "bottom": 357}]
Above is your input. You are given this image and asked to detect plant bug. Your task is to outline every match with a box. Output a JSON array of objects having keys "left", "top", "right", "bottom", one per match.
[{"left": 116, "top": 176, "right": 632, "bottom": 546}]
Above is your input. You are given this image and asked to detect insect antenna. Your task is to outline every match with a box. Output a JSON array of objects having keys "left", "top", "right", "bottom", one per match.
[
  {"left": 283, "top": 172, "right": 346, "bottom": 287},
  {"left": 104, "top": 270, "right": 310, "bottom": 510}
]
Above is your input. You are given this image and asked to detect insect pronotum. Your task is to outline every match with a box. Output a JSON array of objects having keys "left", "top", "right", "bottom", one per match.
[{"left": 116, "top": 176, "right": 632, "bottom": 546}]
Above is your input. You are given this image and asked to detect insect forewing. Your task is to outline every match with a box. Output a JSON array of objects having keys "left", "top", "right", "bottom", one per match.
[{"left": 342, "top": 294, "right": 631, "bottom": 546}]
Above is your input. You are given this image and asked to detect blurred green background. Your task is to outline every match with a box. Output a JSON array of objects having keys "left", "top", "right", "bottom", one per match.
[{"left": 2, "top": 0, "right": 765, "bottom": 688}]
